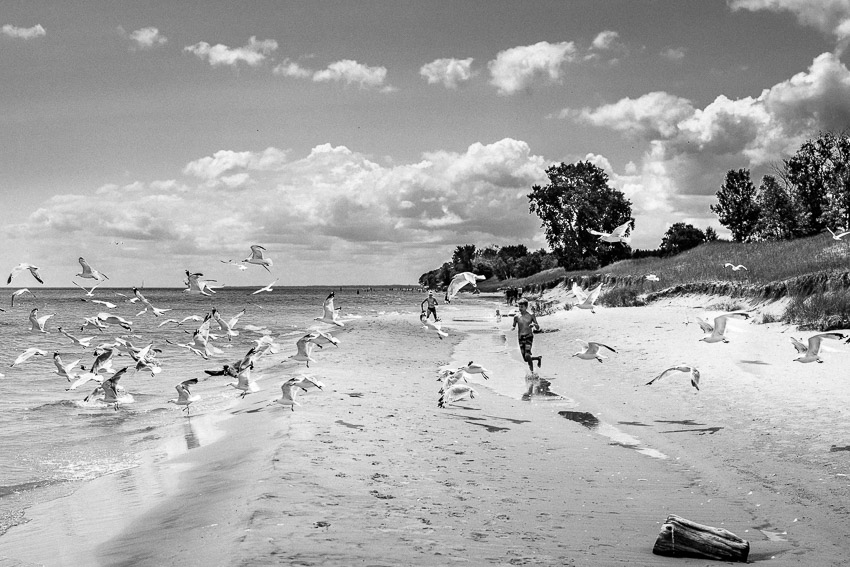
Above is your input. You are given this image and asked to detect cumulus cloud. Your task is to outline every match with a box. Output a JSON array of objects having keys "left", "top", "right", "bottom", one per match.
[
  {"left": 488, "top": 41, "right": 576, "bottom": 95},
  {"left": 560, "top": 51, "right": 850, "bottom": 242},
  {"left": 10, "top": 139, "right": 548, "bottom": 283},
  {"left": 729, "top": 0, "right": 850, "bottom": 45},
  {"left": 121, "top": 26, "right": 167, "bottom": 50},
  {"left": 1, "top": 24, "right": 45, "bottom": 40},
  {"left": 420, "top": 57, "right": 475, "bottom": 88},
  {"left": 312, "top": 59, "right": 394, "bottom": 91},
  {"left": 184, "top": 36, "right": 278, "bottom": 67},
  {"left": 272, "top": 58, "right": 313, "bottom": 78},
  {"left": 660, "top": 47, "right": 686, "bottom": 61},
  {"left": 591, "top": 30, "right": 621, "bottom": 50}
]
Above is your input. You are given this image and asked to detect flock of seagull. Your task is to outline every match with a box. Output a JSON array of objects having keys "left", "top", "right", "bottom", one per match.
[{"left": 1, "top": 247, "right": 349, "bottom": 413}]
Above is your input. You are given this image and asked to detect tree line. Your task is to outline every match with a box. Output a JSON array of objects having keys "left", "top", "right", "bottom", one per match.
[{"left": 419, "top": 130, "right": 849, "bottom": 289}]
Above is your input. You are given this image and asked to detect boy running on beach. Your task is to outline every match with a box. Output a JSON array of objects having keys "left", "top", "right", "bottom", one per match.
[
  {"left": 512, "top": 298, "right": 542, "bottom": 373},
  {"left": 421, "top": 290, "right": 440, "bottom": 322}
]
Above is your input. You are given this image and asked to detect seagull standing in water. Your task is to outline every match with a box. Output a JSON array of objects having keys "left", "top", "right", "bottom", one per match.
[
  {"left": 243, "top": 245, "right": 273, "bottom": 272},
  {"left": 169, "top": 378, "right": 200, "bottom": 413},
  {"left": 444, "top": 272, "right": 486, "bottom": 303},
  {"left": 28, "top": 308, "right": 55, "bottom": 333},
  {"left": 588, "top": 220, "right": 632, "bottom": 244},
  {"left": 646, "top": 365, "right": 701, "bottom": 391},
  {"left": 7, "top": 263, "right": 44, "bottom": 285},
  {"left": 76, "top": 257, "right": 109, "bottom": 281},
  {"left": 315, "top": 292, "right": 344, "bottom": 326},
  {"left": 696, "top": 312, "right": 750, "bottom": 343},
  {"left": 572, "top": 340, "right": 617, "bottom": 363},
  {"left": 792, "top": 333, "right": 845, "bottom": 363}
]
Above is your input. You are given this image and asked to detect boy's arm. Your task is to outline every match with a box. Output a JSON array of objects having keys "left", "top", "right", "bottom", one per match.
[
  {"left": 532, "top": 314, "right": 541, "bottom": 331},
  {"left": 511, "top": 315, "right": 518, "bottom": 329}
]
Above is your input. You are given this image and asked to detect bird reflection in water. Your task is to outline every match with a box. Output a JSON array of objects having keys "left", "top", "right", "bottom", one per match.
[{"left": 183, "top": 420, "right": 201, "bottom": 450}]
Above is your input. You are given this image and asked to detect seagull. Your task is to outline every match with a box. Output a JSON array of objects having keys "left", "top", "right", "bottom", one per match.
[
  {"left": 28, "top": 308, "right": 55, "bottom": 333},
  {"left": 588, "top": 220, "right": 633, "bottom": 244},
  {"left": 96, "top": 312, "right": 132, "bottom": 331},
  {"left": 158, "top": 315, "right": 204, "bottom": 327},
  {"left": 130, "top": 343, "right": 162, "bottom": 376},
  {"left": 184, "top": 270, "right": 219, "bottom": 296},
  {"left": 168, "top": 378, "right": 200, "bottom": 413},
  {"left": 275, "top": 379, "right": 305, "bottom": 411},
  {"left": 575, "top": 283, "right": 603, "bottom": 313},
  {"left": 133, "top": 287, "right": 170, "bottom": 317},
  {"left": 221, "top": 259, "right": 248, "bottom": 271},
  {"left": 211, "top": 307, "right": 243, "bottom": 340},
  {"left": 243, "top": 245, "right": 273, "bottom": 272},
  {"left": 438, "top": 384, "right": 478, "bottom": 408},
  {"left": 226, "top": 365, "right": 259, "bottom": 398},
  {"left": 572, "top": 340, "right": 617, "bottom": 363},
  {"left": 645, "top": 274, "right": 660, "bottom": 282},
  {"left": 10, "top": 347, "right": 47, "bottom": 367},
  {"left": 646, "top": 365, "right": 701, "bottom": 391},
  {"left": 84, "top": 299, "right": 117, "bottom": 309},
  {"left": 251, "top": 279, "right": 278, "bottom": 295},
  {"left": 287, "top": 335, "right": 317, "bottom": 367},
  {"left": 84, "top": 367, "right": 128, "bottom": 410},
  {"left": 86, "top": 348, "right": 115, "bottom": 375},
  {"left": 72, "top": 280, "right": 101, "bottom": 296},
  {"left": 288, "top": 375, "right": 325, "bottom": 391},
  {"left": 76, "top": 257, "right": 109, "bottom": 281},
  {"left": 437, "top": 368, "right": 468, "bottom": 390},
  {"left": 65, "top": 372, "right": 102, "bottom": 391},
  {"left": 306, "top": 330, "right": 339, "bottom": 348},
  {"left": 11, "top": 288, "right": 35, "bottom": 307},
  {"left": 315, "top": 292, "right": 344, "bottom": 326},
  {"left": 7, "top": 263, "right": 44, "bottom": 285},
  {"left": 723, "top": 263, "right": 748, "bottom": 271},
  {"left": 792, "top": 333, "right": 845, "bottom": 363},
  {"left": 53, "top": 352, "right": 82, "bottom": 381},
  {"left": 420, "top": 313, "right": 448, "bottom": 339},
  {"left": 80, "top": 316, "right": 108, "bottom": 332},
  {"left": 696, "top": 312, "right": 750, "bottom": 343},
  {"left": 166, "top": 313, "right": 216, "bottom": 359},
  {"left": 444, "top": 272, "right": 486, "bottom": 303},
  {"left": 457, "top": 361, "right": 490, "bottom": 379},
  {"left": 827, "top": 227, "right": 850, "bottom": 241},
  {"left": 57, "top": 327, "right": 94, "bottom": 348}
]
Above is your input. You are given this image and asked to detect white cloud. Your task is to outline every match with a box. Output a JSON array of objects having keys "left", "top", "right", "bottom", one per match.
[
  {"left": 420, "top": 57, "right": 475, "bottom": 88},
  {"left": 568, "top": 91, "right": 696, "bottom": 138},
  {"left": 312, "top": 59, "right": 394, "bottom": 91},
  {"left": 660, "top": 46, "right": 686, "bottom": 61},
  {"left": 2, "top": 24, "right": 45, "bottom": 40},
  {"left": 729, "top": 0, "right": 850, "bottom": 45},
  {"left": 488, "top": 41, "right": 577, "bottom": 95},
  {"left": 272, "top": 58, "right": 313, "bottom": 78},
  {"left": 124, "top": 26, "right": 167, "bottom": 50},
  {"left": 182, "top": 147, "right": 289, "bottom": 182},
  {"left": 591, "top": 30, "right": 620, "bottom": 50},
  {"left": 184, "top": 36, "right": 278, "bottom": 67}
]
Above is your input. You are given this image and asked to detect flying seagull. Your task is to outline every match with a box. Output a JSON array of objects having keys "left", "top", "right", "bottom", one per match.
[
  {"left": 444, "top": 272, "right": 486, "bottom": 303},
  {"left": 7, "top": 263, "right": 44, "bottom": 285},
  {"left": 575, "top": 283, "right": 603, "bottom": 313},
  {"left": 243, "top": 245, "right": 273, "bottom": 272},
  {"left": 72, "top": 280, "right": 101, "bottom": 296},
  {"left": 827, "top": 227, "right": 850, "bottom": 241},
  {"left": 646, "top": 365, "right": 701, "bottom": 391},
  {"left": 438, "top": 384, "right": 478, "bottom": 408},
  {"left": 588, "top": 220, "right": 632, "bottom": 244},
  {"left": 315, "top": 292, "right": 344, "bottom": 327},
  {"left": 420, "top": 313, "right": 448, "bottom": 339},
  {"left": 572, "top": 340, "right": 617, "bottom": 363},
  {"left": 53, "top": 352, "right": 82, "bottom": 382},
  {"left": 11, "top": 288, "right": 35, "bottom": 307},
  {"left": 251, "top": 279, "right": 279, "bottom": 295},
  {"left": 792, "top": 333, "right": 845, "bottom": 363},
  {"left": 168, "top": 378, "right": 200, "bottom": 413},
  {"left": 57, "top": 326, "right": 94, "bottom": 348},
  {"left": 28, "top": 308, "right": 55, "bottom": 333},
  {"left": 696, "top": 312, "right": 750, "bottom": 343},
  {"left": 723, "top": 263, "right": 748, "bottom": 271},
  {"left": 76, "top": 257, "right": 109, "bottom": 281},
  {"left": 10, "top": 347, "right": 47, "bottom": 367}
]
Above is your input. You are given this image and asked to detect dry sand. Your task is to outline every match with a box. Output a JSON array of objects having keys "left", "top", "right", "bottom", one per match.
[{"left": 2, "top": 291, "right": 850, "bottom": 566}]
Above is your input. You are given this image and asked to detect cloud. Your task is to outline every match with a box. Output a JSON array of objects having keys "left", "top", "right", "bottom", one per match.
[
  {"left": 121, "top": 26, "right": 167, "bottom": 50},
  {"left": 568, "top": 91, "right": 696, "bottom": 138},
  {"left": 272, "top": 58, "right": 313, "bottom": 78},
  {"left": 312, "top": 59, "right": 394, "bottom": 91},
  {"left": 184, "top": 36, "right": 278, "bottom": 67},
  {"left": 420, "top": 57, "right": 475, "bottom": 88},
  {"left": 591, "top": 30, "right": 621, "bottom": 50},
  {"left": 660, "top": 46, "right": 686, "bottom": 61},
  {"left": 488, "top": 41, "right": 577, "bottom": 95},
  {"left": 10, "top": 139, "right": 549, "bottom": 283},
  {"left": 729, "top": 0, "right": 850, "bottom": 45},
  {"left": 1, "top": 24, "right": 45, "bottom": 40}
]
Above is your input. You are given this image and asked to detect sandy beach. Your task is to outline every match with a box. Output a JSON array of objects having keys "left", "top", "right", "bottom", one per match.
[{"left": 2, "top": 290, "right": 850, "bottom": 566}]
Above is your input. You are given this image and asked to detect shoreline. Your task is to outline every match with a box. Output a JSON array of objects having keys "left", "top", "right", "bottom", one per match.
[{"left": 1, "top": 296, "right": 850, "bottom": 565}]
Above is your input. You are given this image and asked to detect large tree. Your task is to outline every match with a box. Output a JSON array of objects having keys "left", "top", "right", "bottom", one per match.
[
  {"left": 660, "top": 223, "right": 705, "bottom": 255},
  {"left": 451, "top": 244, "right": 477, "bottom": 273},
  {"left": 783, "top": 131, "right": 850, "bottom": 234},
  {"left": 528, "top": 161, "right": 633, "bottom": 270},
  {"left": 710, "top": 168, "right": 760, "bottom": 242},
  {"left": 754, "top": 175, "right": 796, "bottom": 240}
]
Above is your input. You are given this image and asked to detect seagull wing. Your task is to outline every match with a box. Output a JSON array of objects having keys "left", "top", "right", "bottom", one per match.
[
  {"left": 586, "top": 283, "right": 603, "bottom": 304},
  {"left": 589, "top": 342, "right": 617, "bottom": 353},
  {"left": 714, "top": 312, "right": 749, "bottom": 335},
  {"left": 808, "top": 332, "right": 845, "bottom": 355},
  {"left": 790, "top": 337, "right": 808, "bottom": 354},
  {"left": 610, "top": 220, "right": 632, "bottom": 237}
]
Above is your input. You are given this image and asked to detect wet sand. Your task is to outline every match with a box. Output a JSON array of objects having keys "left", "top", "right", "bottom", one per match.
[{"left": 2, "top": 295, "right": 850, "bottom": 565}]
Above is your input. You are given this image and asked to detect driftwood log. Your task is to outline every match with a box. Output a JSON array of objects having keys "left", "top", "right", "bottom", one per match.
[{"left": 652, "top": 514, "right": 749, "bottom": 562}]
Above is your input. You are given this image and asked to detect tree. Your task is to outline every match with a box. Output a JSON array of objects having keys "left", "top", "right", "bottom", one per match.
[
  {"left": 528, "top": 161, "right": 633, "bottom": 270},
  {"left": 782, "top": 131, "right": 850, "bottom": 234},
  {"left": 704, "top": 226, "right": 719, "bottom": 242},
  {"left": 452, "top": 244, "right": 477, "bottom": 273},
  {"left": 660, "top": 223, "right": 705, "bottom": 255},
  {"left": 710, "top": 168, "right": 760, "bottom": 242},
  {"left": 754, "top": 175, "right": 796, "bottom": 240}
]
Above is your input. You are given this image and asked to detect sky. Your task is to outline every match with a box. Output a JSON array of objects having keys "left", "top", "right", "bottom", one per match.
[{"left": 2, "top": 0, "right": 850, "bottom": 287}]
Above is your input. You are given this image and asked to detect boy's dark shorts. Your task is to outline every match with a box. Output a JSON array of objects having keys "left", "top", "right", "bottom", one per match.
[{"left": 518, "top": 333, "right": 534, "bottom": 351}]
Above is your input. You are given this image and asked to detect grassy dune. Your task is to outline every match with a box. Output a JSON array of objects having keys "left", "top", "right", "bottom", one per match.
[{"left": 480, "top": 233, "right": 850, "bottom": 330}]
